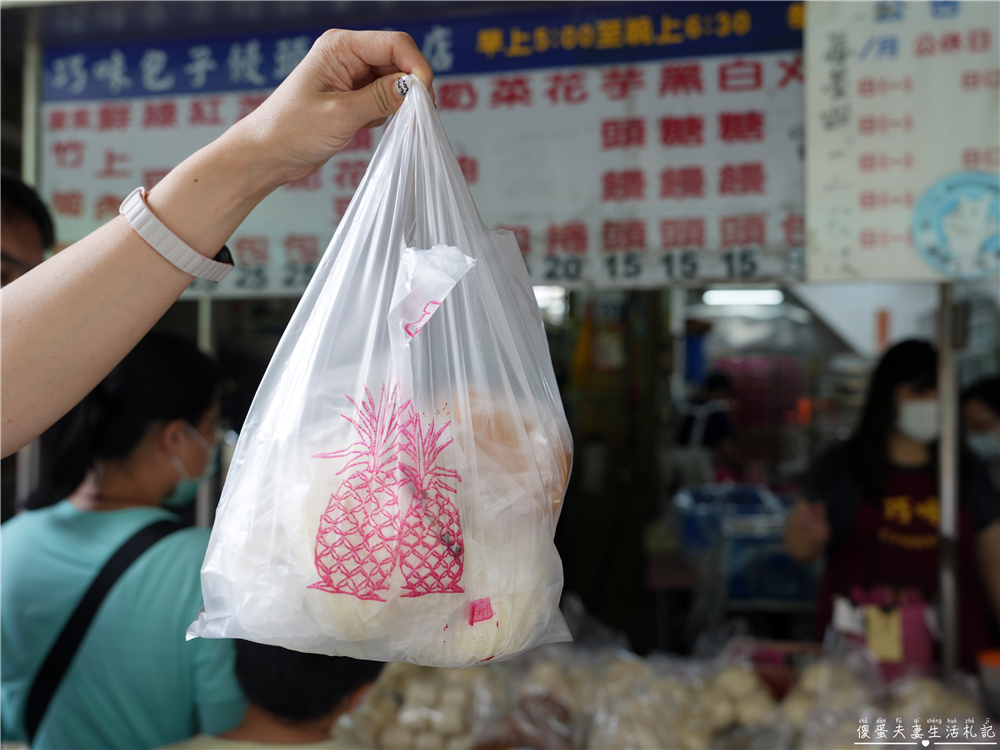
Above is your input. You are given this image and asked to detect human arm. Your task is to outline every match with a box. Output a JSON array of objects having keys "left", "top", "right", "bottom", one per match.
[
  {"left": 976, "top": 519, "right": 1000, "bottom": 626},
  {"left": 0, "top": 30, "right": 433, "bottom": 458},
  {"left": 784, "top": 498, "right": 831, "bottom": 563}
]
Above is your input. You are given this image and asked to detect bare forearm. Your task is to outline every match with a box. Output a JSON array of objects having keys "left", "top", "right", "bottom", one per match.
[{"left": 0, "top": 130, "right": 279, "bottom": 458}]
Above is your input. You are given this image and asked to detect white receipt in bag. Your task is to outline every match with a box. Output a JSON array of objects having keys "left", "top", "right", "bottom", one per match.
[{"left": 188, "top": 76, "right": 573, "bottom": 668}]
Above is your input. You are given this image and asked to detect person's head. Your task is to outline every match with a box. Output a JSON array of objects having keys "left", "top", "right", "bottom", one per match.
[
  {"left": 854, "top": 340, "right": 938, "bottom": 495},
  {"left": 28, "top": 331, "right": 220, "bottom": 510},
  {"left": 962, "top": 377, "right": 1000, "bottom": 461},
  {"left": 235, "top": 640, "right": 383, "bottom": 728},
  {"left": 704, "top": 372, "right": 733, "bottom": 401},
  {"left": 1, "top": 167, "right": 54, "bottom": 286}
]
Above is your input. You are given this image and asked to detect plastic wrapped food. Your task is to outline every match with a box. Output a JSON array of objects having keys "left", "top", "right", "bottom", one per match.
[{"left": 188, "top": 76, "right": 572, "bottom": 667}]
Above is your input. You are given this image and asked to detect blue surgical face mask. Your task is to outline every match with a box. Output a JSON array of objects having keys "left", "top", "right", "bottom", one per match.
[
  {"left": 162, "top": 423, "right": 218, "bottom": 508},
  {"left": 967, "top": 430, "right": 1000, "bottom": 461}
]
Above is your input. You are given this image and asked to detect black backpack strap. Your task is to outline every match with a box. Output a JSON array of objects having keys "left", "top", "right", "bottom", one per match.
[{"left": 24, "top": 518, "right": 183, "bottom": 744}]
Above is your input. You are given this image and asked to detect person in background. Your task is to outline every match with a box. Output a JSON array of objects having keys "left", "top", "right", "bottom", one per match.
[
  {"left": 1, "top": 167, "right": 53, "bottom": 287},
  {"left": 673, "top": 371, "right": 742, "bottom": 487},
  {"left": 785, "top": 340, "right": 1000, "bottom": 673},
  {"left": 963, "top": 376, "right": 1000, "bottom": 490},
  {"left": 1, "top": 168, "right": 56, "bottom": 522},
  {"left": 1, "top": 30, "right": 434, "bottom": 461},
  {"left": 1, "top": 332, "right": 245, "bottom": 749},
  {"left": 158, "top": 641, "right": 383, "bottom": 750}
]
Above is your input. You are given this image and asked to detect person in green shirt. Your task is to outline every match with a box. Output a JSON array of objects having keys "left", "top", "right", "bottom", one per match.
[{"left": 2, "top": 331, "right": 246, "bottom": 749}]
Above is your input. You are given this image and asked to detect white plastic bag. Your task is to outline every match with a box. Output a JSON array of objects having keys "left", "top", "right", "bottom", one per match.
[{"left": 189, "top": 76, "right": 573, "bottom": 667}]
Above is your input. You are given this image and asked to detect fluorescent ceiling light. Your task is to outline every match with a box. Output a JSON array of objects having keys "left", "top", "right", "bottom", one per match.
[{"left": 702, "top": 289, "right": 784, "bottom": 306}]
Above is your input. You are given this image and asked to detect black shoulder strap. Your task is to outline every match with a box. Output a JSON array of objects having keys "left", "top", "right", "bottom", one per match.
[{"left": 25, "top": 518, "right": 183, "bottom": 744}]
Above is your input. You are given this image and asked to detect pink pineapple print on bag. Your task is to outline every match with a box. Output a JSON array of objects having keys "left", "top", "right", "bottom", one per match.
[
  {"left": 309, "top": 385, "right": 409, "bottom": 601},
  {"left": 396, "top": 410, "right": 465, "bottom": 597}
]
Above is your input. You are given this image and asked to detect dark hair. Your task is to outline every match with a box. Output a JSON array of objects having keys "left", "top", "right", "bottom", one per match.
[
  {"left": 962, "top": 376, "right": 1000, "bottom": 416},
  {"left": 27, "top": 331, "right": 219, "bottom": 509},
  {"left": 853, "top": 339, "right": 937, "bottom": 501},
  {"left": 1, "top": 167, "right": 55, "bottom": 249},
  {"left": 705, "top": 371, "right": 733, "bottom": 395},
  {"left": 235, "top": 640, "right": 383, "bottom": 722}
]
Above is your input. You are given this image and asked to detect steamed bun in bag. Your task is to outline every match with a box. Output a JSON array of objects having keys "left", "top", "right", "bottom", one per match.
[{"left": 188, "top": 77, "right": 572, "bottom": 667}]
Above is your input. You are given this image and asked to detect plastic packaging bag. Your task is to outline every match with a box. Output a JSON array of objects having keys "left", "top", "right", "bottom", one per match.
[{"left": 188, "top": 76, "right": 573, "bottom": 667}]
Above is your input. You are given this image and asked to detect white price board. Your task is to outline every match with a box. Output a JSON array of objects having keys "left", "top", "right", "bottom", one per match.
[
  {"left": 40, "top": 2, "right": 806, "bottom": 296},
  {"left": 806, "top": 0, "right": 1000, "bottom": 282}
]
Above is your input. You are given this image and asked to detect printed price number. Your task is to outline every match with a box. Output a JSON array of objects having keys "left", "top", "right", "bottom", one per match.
[
  {"left": 542, "top": 255, "right": 584, "bottom": 282},
  {"left": 282, "top": 262, "right": 317, "bottom": 289},
  {"left": 662, "top": 251, "right": 699, "bottom": 280},
  {"left": 605, "top": 252, "right": 642, "bottom": 279},
  {"left": 234, "top": 265, "right": 269, "bottom": 290},
  {"left": 722, "top": 249, "right": 759, "bottom": 279}
]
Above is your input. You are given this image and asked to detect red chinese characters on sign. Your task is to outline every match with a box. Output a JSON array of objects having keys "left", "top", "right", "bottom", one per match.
[
  {"left": 659, "top": 64, "right": 703, "bottom": 95},
  {"left": 49, "top": 111, "right": 67, "bottom": 131},
  {"left": 234, "top": 237, "right": 270, "bottom": 266},
  {"left": 719, "top": 59, "right": 763, "bottom": 92},
  {"left": 491, "top": 77, "right": 531, "bottom": 107},
  {"left": 438, "top": 81, "right": 478, "bottom": 111},
  {"left": 547, "top": 222, "right": 587, "bottom": 255},
  {"left": 719, "top": 163, "right": 765, "bottom": 195},
  {"left": 961, "top": 69, "right": 1000, "bottom": 90},
  {"left": 859, "top": 151, "right": 914, "bottom": 171},
  {"left": 99, "top": 104, "right": 131, "bottom": 131},
  {"left": 660, "top": 167, "right": 705, "bottom": 199},
  {"left": 51, "top": 191, "right": 84, "bottom": 216},
  {"left": 777, "top": 55, "right": 804, "bottom": 88},
  {"left": 52, "top": 141, "right": 85, "bottom": 169},
  {"left": 718, "top": 111, "right": 765, "bottom": 143},
  {"left": 143, "top": 101, "right": 178, "bottom": 128},
  {"left": 601, "top": 118, "right": 645, "bottom": 149},
  {"left": 96, "top": 150, "right": 131, "bottom": 179},
  {"left": 602, "top": 170, "right": 645, "bottom": 201},
  {"left": 858, "top": 114, "right": 914, "bottom": 135},
  {"left": 546, "top": 72, "right": 588, "bottom": 104},
  {"left": 859, "top": 190, "right": 915, "bottom": 210},
  {"left": 858, "top": 76, "right": 913, "bottom": 96},
  {"left": 342, "top": 129, "right": 373, "bottom": 152},
  {"left": 782, "top": 213, "right": 805, "bottom": 247},
  {"left": 660, "top": 218, "right": 705, "bottom": 248},
  {"left": 720, "top": 214, "right": 767, "bottom": 247},
  {"left": 602, "top": 67, "right": 645, "bottom": 100},
  {"left": 334, "top": 160, "right": 368, "bottom": 191},
  {"left": 72, "top": 109, "right": 91, "bottom": 129},
  {"left": 962, "top": 147, "right": 1000, "bottom": 168},
  {"left": 859, "top": 229, "right": 912, "bottom": 249},
  {"left": 238, "top": 94, "right": 269, "bottom": 120},
  {"left": 498, "top": 225, "right": 531, "bottom": 255},
  {"left": 603, "top": 221, "right": 646, "bottom": 251},
  {"left": 915, "top": 28, "right": 991, "bottom": 56},
  {"left": 94, "top": 194, "right": 122, "bottom": 220},
  {"left": 660, "top": 116, "right": 704, "bottom": 147},
  {"left": 190, "top": 97, "right": 223, "bottom": 126},
  {"left": 284, "top": 234, "right": 321, "bottom": 265},
  {"left": 457, "top": 155, "right": 479, "bottom": 184}
]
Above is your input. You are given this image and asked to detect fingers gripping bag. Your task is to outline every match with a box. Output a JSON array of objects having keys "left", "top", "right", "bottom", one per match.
[{"left": 188, "top": 76, "right": 573, "bottom": 667}]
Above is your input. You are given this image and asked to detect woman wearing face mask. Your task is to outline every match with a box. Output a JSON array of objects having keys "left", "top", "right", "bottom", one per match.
[
  {"left": 785, "top": 340, "right": 1000, "bottom": 672},
  {"left": 963, "top": 377, "right": 1000, "bottom": 491},
  {"left": 1, "top": 332, "right": 245, "bottom": 749}
]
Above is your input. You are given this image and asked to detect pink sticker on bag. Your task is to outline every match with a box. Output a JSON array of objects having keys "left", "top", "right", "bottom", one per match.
[{"left": 468, "top": 597, "right": 494, "bottom": 626}]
